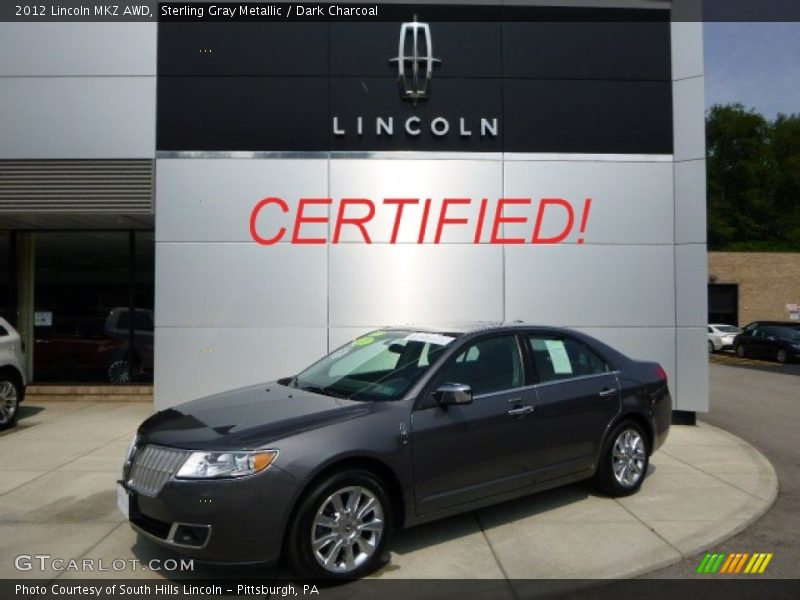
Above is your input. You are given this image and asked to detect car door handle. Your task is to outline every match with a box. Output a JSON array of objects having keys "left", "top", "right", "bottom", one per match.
[
  {"left": 598, "top": 388, "right": 618, "bottom": 398},
  {"left": 507, "top": 406, "right": 535, "bottom": 417}
]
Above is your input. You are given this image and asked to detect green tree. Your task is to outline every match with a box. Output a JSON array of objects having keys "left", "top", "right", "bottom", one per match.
[{"left": 706, "top": 104, "right": 800, "bottom": 251}]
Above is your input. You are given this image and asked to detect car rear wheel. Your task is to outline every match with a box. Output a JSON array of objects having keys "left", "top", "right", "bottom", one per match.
[
  {"left": 592, "top": 421, "right": 650, "bottom": 497},
  {"left": 777, "top": 349, "right": 788, "bottom": 364},
  {"left": 286, "top": 469, "right": 392, "bottom": 580},
  {"left": 0, "top": 377, "right": 21, "bottom": 430},
  {"left": 107, "top": 358, "right": 132, "bottom": 384},
  {"left": 736, "top": 344, "right": 747, "bottom": 358}
]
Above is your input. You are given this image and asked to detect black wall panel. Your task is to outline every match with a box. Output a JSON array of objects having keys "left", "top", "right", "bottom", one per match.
[
  {"left": 158, "top": 23, "right": 329, "bottom": 76},
  {"left": 157, "top": 78, "right": 328, "bottom": 151},
  {"left": 157, "top": 5, "right": 674, "bottom": 154},
  {"left": 503, "top": 80, "right": 673, "bottom": 154},
  {"left": 503, "top": 21, "right": 671, "bottom": 81}
]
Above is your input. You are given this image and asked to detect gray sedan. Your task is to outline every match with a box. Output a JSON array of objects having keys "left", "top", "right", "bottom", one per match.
[{"left": 119, "top": 323, "right": 671, "bottom": 579}]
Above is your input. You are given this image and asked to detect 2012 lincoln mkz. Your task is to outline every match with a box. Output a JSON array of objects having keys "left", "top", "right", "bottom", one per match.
[{"left": 119, "top": 323, "right": 671, "bottom": 579}]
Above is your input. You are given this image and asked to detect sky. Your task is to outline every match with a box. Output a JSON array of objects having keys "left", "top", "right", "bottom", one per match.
[{"left": 704, "top": 22, "right": 800, "bottom": 119}]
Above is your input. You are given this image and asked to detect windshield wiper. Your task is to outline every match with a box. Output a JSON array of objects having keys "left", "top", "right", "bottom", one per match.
[{"left": 299, "top": 385, "right": 347, "bottom": 399}]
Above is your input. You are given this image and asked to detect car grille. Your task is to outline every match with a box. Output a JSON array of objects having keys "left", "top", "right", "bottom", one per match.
[{"left": 127, "top": 445, "right": 188, "bottom": 497}]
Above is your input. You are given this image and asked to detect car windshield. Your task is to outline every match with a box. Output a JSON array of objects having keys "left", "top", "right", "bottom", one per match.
[
  {"left": 288, "top": 330, "right": 458, "bottom": 401},
  {"left": 715, "top": 325, "right": 741, "bottom": 333}
]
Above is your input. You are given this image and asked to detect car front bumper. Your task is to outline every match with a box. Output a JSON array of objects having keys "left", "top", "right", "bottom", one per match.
[{"left": 121, "top": 465, "right": 298, "bottom": 564}]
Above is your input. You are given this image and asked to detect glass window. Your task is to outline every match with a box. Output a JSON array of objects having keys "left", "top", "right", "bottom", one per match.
[
  {"left": 33, "top": 231, "right": 154, "bottom": 384},
  {"left": 433, "top": 336, "right": 523, "bottom": 396},
  {"left": 528, "top": 336, "right": 610, "bottom": 383},
  {"left": 293, "top": 330, "right": 456, "bottom": 401},
  {"left": 0, "top": 232, "right": 10, "bottom": 324}
]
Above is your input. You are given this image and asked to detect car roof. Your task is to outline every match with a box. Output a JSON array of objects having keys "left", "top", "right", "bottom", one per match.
[{"left": 375, "top": 321, "right": 585, "bottom": 336}]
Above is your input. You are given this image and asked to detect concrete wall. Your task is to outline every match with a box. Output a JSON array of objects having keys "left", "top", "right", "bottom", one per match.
[
  {"left": 709, "top": 252, "right": 800, "bottom": 325},
  {"left": 0, "top": 23, "right": 156, "bottom": 159}
]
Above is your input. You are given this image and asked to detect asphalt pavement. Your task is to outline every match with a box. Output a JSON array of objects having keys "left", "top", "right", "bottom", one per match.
[{"left": 643, "top": 361, "right": 799, "bottom": 578}]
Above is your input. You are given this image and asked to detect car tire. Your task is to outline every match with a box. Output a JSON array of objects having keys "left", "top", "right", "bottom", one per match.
[
  {"left": 0, "top": 375, "right": 22, "bottom": 431},
  {"left": 107, "top": 358, "right": 132, "bottom": 384},
  {"left": 708, "top": 340, "right": 715, "bottom": 354},
  {"left": 736, "top": 344, "right": 747, "bottom": 358},
  {"left": 286, "top": 469, "right": 393, "bottom": 580},
  {"left": 592, "top": 421, "right": 650, "bottom": 497},
  {"left": 777, "top": 349, "right": 788, "bottom": 364}
]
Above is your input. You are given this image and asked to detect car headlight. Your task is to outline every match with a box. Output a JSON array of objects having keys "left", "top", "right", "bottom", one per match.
[{"left": 176, "top": 450, "right": 278, "bottom": 479}]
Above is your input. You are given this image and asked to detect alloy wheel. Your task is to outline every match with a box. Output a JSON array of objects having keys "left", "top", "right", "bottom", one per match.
[
  {"left": 310, "top": 485, "right": 384, "bottom": 574},
  {"left": 777, "top": 349, "right": 788, "bottom": 364},
  {"left": 612, "top": 428, "right": 646, "bottom": 488},
  {"left": 0, "top": 380, "right": 19, "bottom": 425},
  {"left": 107, "top": 360, "right": 131, "bottom": 384}
]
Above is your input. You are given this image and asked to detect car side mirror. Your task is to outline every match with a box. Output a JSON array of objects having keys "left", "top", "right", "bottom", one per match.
[{"left": 432, "top": 383, "right": 473, "bottom": 406}]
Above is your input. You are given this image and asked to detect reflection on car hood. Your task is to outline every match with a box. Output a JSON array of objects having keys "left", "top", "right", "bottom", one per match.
[{"left": 137, "top": 383, "right": 370, "bottom": 450}]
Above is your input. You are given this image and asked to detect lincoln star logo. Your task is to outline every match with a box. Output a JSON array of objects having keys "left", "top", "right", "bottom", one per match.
[{"left": 389, "top": 17, "right": 441, "bottom": 104}]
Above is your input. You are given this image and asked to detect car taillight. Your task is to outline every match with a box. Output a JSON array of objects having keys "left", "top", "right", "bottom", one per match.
[{"left": 654, "top": 364, "right": 668, "bottom": 383}]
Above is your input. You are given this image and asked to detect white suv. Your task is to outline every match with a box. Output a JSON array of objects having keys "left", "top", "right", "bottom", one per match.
[{"left": 0, "top": 317, "right": 26, "bottom": 430}]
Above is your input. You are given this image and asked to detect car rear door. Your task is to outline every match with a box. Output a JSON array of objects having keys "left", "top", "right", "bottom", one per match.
[
  {"left": 521, "top": 333, "right": 620, "bottom": 483},
  {"left": 410, "top": 334, "right": 536, "bottom": 515}
]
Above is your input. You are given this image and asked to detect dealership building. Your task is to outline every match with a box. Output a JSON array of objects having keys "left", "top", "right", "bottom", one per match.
[{"left": 0, "top": 0, "right": 709, "bottom": 415}]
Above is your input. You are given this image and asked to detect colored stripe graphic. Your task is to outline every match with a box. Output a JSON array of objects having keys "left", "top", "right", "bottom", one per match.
[
  {"left": 697, "top": 552, "right": 773, "bottom": 574},
  {"left": 735, "top": 553, "right": 750, "bottom": 573},
  {"left": 720, "top": 553, "right": 736, "bottom": 573},
  {"left": 696, "top": 553, "right": 712, "bottom": 573}
]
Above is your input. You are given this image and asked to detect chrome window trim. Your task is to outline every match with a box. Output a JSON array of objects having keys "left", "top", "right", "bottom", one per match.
[{"left": 473, "top": 370, "right": 621, "bottom": 399}]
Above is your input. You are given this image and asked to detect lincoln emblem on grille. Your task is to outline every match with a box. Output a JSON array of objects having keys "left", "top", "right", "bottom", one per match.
[{"left": 389, "top": 16, "right": 441, "bottom": 105}]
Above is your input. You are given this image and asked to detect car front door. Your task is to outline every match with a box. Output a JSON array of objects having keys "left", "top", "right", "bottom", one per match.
[
  {"left": 410, "top": 334, "right": 536, "bottom": 515},
  {"left": 521, "top": 333, "right": 621, "bottom": 483}
]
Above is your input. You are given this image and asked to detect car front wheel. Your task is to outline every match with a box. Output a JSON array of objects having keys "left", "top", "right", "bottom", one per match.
[
  {"left": 777, "top": 349, "right": 788, "bottom": 364},
  {"left": 287, "top": 469, "right": 392, "bottom": 580},
  {"left": 736, "top": 344, "right": 747, "bottom": 358},
  {"left": 708, "top": 340, "right": 715, "bottom": 354},
  {"left": 0, "top": 376, "right": 21, "bottom": 430},
  {"left": 592, "top": 421, "right": 650, "bottom": 497}
]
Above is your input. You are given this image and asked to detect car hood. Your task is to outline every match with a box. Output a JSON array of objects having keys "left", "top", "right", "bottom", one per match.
[{"left": 137, "top": 383, "right": 370, "bottom": 450}]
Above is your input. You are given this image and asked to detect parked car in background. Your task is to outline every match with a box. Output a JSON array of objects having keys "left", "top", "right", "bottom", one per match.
[
  {"left": 34, "top": 308, "right": 153, "bottom": 384},
  {"left": 734, "top": 321, "right": 800, "bottom": 363},
  {"left": 0, "top": 317, "right": 26, "bottom": 430},
  {"left": 708, "top": 323, "right": 742, "bottom": 353},
  {"left": 120, "top": 323, "right": 671, "bottom": 579}
]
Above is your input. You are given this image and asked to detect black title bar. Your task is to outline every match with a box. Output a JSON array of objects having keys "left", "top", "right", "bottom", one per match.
[{"left": 3, "top": 1, "right": 800, "bottom": 23}]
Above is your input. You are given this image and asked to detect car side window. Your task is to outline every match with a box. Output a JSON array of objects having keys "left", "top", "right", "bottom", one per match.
[
  {"left": 527, "top": 336, "right": 610, "bottom": 383},
  {"left": 708, "top": 327, "right": 713, "bottom": 334},
  {"left": 752, "top": 327, "right": 764, "bottom": 338},
  {"left": 433, "top": 336, "right": 522, "bottom": 397}
]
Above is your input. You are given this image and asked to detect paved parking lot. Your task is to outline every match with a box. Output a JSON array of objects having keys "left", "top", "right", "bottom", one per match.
[
  {"left": 710, "top": 351, "right": 800, "bottom": 377},
  {"left": 0, "top": 388, "right": 777, "bottom": 582}
]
